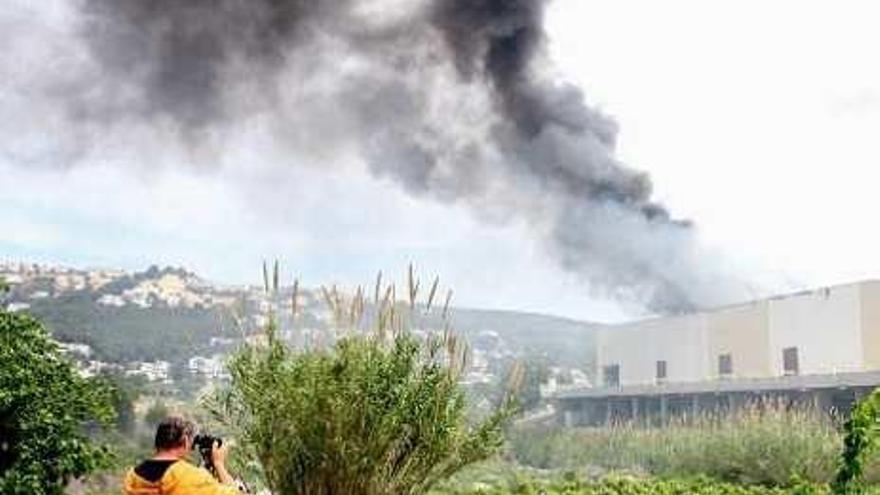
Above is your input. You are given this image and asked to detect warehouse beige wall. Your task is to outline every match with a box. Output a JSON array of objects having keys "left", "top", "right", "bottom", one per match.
[
  {"left": 768, "top": 283, "right": 863, "bottom": 375},
  {"left": 706, "top": 301, "right": 772, "bottom": 379},
  {"left": 860, "top": 281, "right": 880, "bottom": 370},
  {"left": 598, "top": 313, "right": 709, "bottom": 386},
  {"left": 596, "top": 281, "right": 880, "bottom": 389}
]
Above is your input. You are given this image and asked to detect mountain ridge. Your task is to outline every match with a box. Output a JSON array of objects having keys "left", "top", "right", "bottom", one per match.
[{"left": 1, "top": 262, "right": 597, "bottom": 372}]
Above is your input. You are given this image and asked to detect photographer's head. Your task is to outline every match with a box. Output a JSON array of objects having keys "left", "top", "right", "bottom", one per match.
[{"left": 154, "top": 416, "right": 196, "bottom": 457}]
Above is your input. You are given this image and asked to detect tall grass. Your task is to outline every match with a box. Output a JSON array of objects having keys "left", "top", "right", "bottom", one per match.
[{"left": 511, "top": 402, "right": 862, "bottom": 487}]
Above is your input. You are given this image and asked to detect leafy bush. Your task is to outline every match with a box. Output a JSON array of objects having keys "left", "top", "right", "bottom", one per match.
[
  {"left": 834, "top": 388, "right": 880, "bottom": 494},
  {"left": 144, "top": 400, "right": 170, "bottom": 431},
  {"left": 0, "top": 309, "right": 114, "bottom": 494},
  {"left": 209, "top": 269, "right": 519, "bottom": 494}
]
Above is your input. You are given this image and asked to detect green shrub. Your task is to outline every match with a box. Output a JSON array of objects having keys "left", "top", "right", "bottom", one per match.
[
  {"left": 834, "top": 388, "right": 880, "bottom": 494},
  {"left": 0, "top": 309, "right": 114, "bottom": 494},
  {"left": 144, "top": 400, "right": 170, "bottom": 430},
  {"left": 208, "top": 268, "right": 519, "bottom": 494}
]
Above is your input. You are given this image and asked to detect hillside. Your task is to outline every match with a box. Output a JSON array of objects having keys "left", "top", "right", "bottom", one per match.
[
  {"left": 1, "top": 263, "right": 598, "bottom": 380},
  {"left": 445, "top": 308, "right": 597, "bottom": 369}
]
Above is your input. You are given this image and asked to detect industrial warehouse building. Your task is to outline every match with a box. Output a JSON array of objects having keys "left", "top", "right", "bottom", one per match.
[{"left": 553, "top": 280, "right": 880, "bottom": 426}]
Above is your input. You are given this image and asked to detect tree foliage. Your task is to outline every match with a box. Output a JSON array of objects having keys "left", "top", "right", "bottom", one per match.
[
  {"left": 834, "top": 389, "right": 880, "bottom": 494},
  {"left": 503, "top": 357, "right": 550, "bottom": 412},
  {"left": 97, "top": 371, "right": 143, "bottom": 436},
  {"left": 209, "top": 267, "right": 519, "bottom": 494},
  {"left": 0, "top": 309, "right": 114, "bottom": 494},
  {"left": 145, "top": 401, "right": 170, "bottom": 431}
]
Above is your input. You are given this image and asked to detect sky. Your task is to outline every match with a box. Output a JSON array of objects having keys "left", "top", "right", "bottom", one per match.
[{"left": 2, "top": 0, "right": 880, "bottom": 322}]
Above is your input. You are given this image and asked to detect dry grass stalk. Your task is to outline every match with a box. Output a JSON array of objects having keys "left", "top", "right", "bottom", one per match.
[
  {"left": 291, "top": 278, "right": 299, "bottom": 321},
  {"left": 442, "top": 289, "right": 453, "bottom": 320},
  {"left": 374, "top": 271, "right": 383, "bottom": 305},
  {"left": 426, "top": 277, "right": 440, "bottom": 314}
]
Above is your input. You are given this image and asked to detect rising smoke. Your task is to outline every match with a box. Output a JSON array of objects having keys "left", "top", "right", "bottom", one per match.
[{"left": 0, "top": 0, "right": 751, "bottom": 312}]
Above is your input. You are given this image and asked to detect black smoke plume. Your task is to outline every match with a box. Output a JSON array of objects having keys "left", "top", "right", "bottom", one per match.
[{"left": 0, "top": 0, "right": 751, "bottom": 312}]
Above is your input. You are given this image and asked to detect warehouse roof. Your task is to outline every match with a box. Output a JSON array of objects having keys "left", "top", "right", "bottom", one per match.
[{"left": 553, "top": 370, "right": 880, "bottom": 400}]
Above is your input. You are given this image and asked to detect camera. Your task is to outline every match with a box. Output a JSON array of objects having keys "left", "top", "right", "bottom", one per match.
[
  {"left": 191, "top": 433, "right": 222, "bottom": 474},
  {"left": 191, "top": 433, "right": 250, "bottom": 493}
]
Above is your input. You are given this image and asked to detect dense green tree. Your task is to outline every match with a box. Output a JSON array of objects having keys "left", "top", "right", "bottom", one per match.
[
  {"left": 0, "top": 277, "right": 8, "bottom": 308},
  {"left": 0, "top": 309, "right": 114, "bottom": 494},
  {"left": 509, "top": 357, "right": 550, "bottom": 412},
  {"left": 144, "top": 401, "right": 170, "bottom": 430},
  {"left": 96, "top": 371, "right": 143, "bottom": 436},
  {"left": 834, "top": 388, "right": 880, "bottom": 494}
]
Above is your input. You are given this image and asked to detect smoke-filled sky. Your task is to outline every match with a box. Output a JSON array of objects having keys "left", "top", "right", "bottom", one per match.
[{"left": 2, "top": 0, "right": 880, "bottom": 321}]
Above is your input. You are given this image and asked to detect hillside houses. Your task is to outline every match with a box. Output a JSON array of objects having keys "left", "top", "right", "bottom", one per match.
[
  {"left": 1, "top": 262, "right": 126, "bottom": 294},
  {"left": 3, "top": 261, "right": 570, "bottom": 404},
  {"left": 125, "top": 361, "right": 172, "bottom": 383},
  {"left": 1, "top": 262, "right": 238, "bottom": 310}
]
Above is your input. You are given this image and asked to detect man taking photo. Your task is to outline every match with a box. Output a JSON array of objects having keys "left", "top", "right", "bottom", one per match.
[{"left": 124, "top": 416, "right": 240, "bottom": 495}]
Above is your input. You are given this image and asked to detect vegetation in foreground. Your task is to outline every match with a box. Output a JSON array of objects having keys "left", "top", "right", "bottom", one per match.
[
  {"left": 432, "top": 468, "right": 821, "bottom": 495},
  {"left": 510, "top": 405, "right": 857, "bottom": 487},
  {"left": 0, "top": 305, "right": 115, "bottom": 494},
  {"left": 66, "top": 377, "right": 880, "bottom": 495},
  {"left": 9, "top": 269, "right": 880, "bottom": 495},
  {"left": 430, "top": 462, "right": 880, "bottom": 495},
  {"left": 433, "top": 475, "right": 829, "bottom": 494}
]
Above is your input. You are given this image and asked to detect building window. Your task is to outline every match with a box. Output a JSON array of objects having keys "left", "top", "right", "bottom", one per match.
[
  {"left": 783, "top": 347, "right": 799, "bottom": 375},
  {"left": 603, "top": 364, "right": 620, "bottom": 388},
  {"left": 718, "top": 353, "right": 733, "bottom": 377},
  {"left": 656, "top": 360, "right": 667, "bottom": 383}
]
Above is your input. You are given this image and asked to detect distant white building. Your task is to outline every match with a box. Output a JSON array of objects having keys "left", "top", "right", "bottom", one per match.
[
  {"left": 6, "top": 302, "right": 30, "bottom": 313},
  {"left": 209, "top": 336, "right": 238, "bottom": 347},
  {"left": 58, "top": 342, "right": 93, "bottom": 359},
  {"left": 188, "top": 355, "right": 229, "bottom": 379},
  {"left": 126, "top": 361, "right": 171, "bottom": 382},
  {"left": 540, "top": 368, "right": 592, "bottom": 398},
  {"left": 570, "top": 368, "right": 591, "bottom": 386},
  {"left": 77, "top": 360, "right": 121, "bottom": 378},
  {"left": 98, "top": 294, "right": 127, "bottom": 307}
]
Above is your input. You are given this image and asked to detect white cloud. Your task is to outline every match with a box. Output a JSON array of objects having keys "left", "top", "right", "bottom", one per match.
[{"left": 548, "top": 0, "right": 880, "bottom": 292}]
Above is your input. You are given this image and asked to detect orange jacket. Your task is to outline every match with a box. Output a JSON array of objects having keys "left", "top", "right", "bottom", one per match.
[{"left": 123, "top": 459, "right": 238, "bottom": 495}]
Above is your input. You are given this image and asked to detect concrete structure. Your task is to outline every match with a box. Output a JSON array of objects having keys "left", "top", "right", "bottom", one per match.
[
  {"left": 597, "top": 312, "right": 709, "bottom": 387},
  {"left": 554, "top": 280, "right": 880, "bottom": 426}
]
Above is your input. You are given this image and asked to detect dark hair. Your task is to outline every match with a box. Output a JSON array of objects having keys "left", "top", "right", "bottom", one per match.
[{"left": 154, "top": 416, "right": 195, "bottom": 450}]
